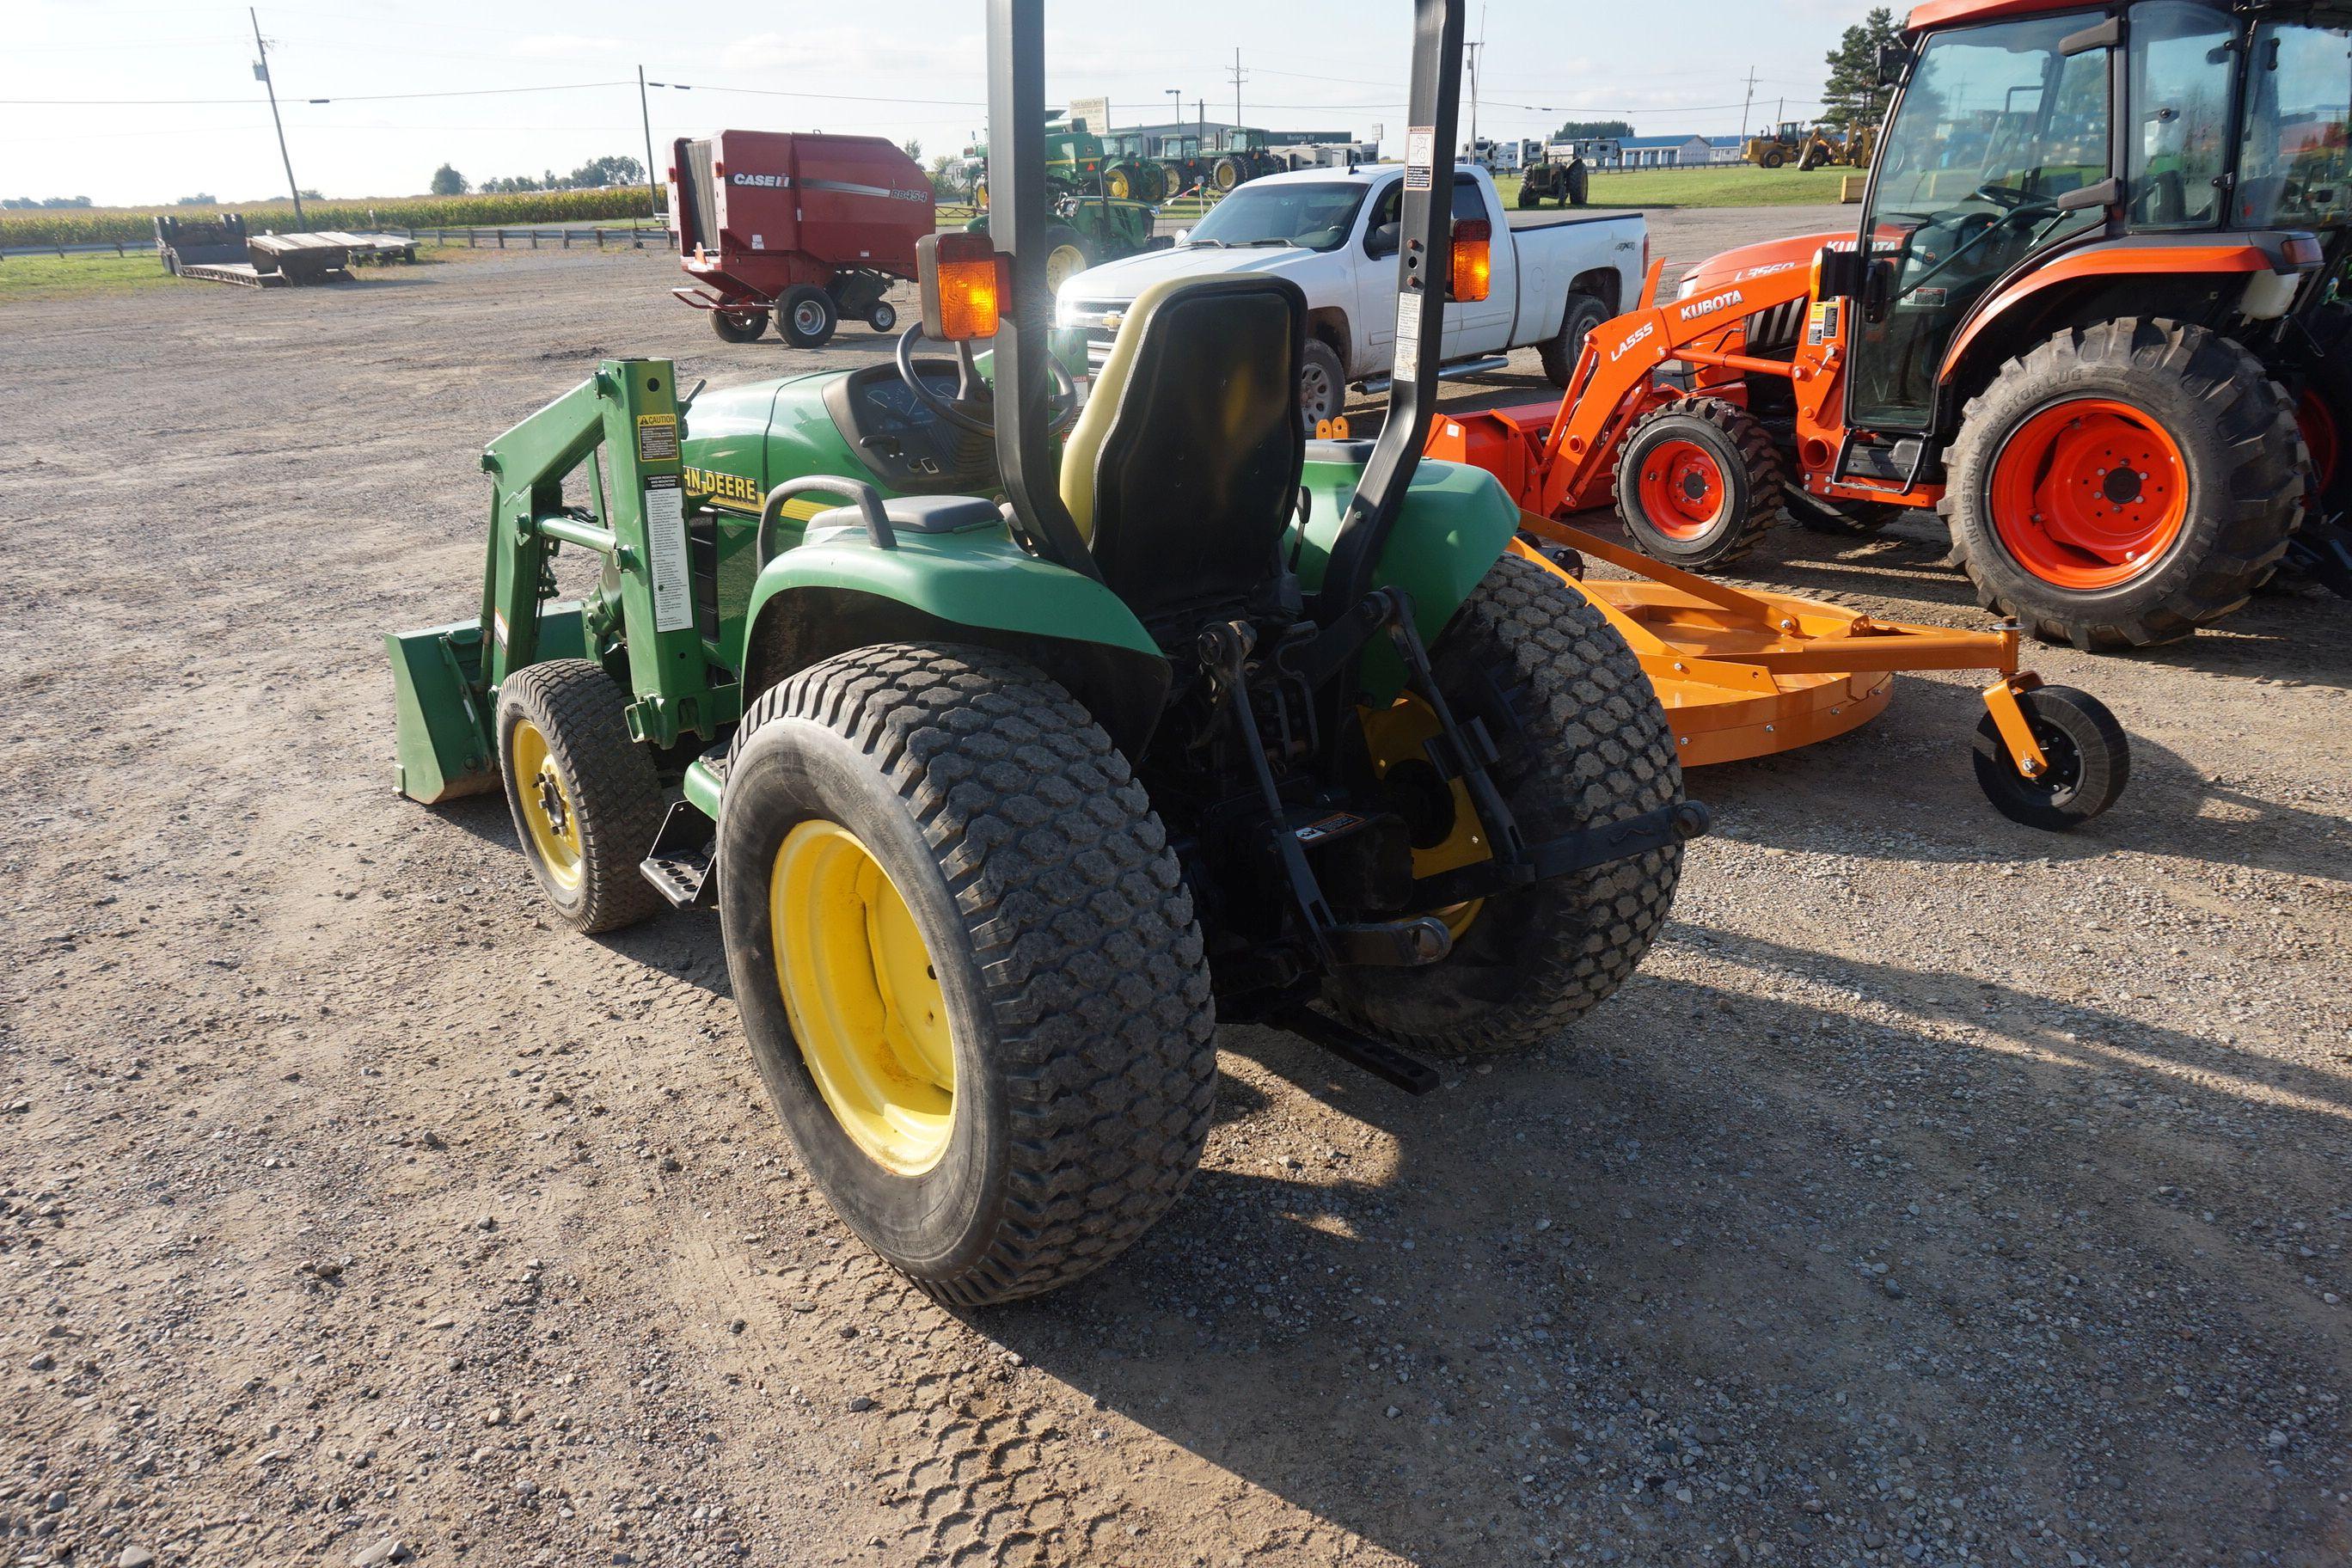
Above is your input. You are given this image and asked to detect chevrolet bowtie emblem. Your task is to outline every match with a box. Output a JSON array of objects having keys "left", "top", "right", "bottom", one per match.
[{"left": 1101, "top": 312, "right": 1124, "bottom": 331}]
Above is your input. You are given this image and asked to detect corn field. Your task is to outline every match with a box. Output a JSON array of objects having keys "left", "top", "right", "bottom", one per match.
[{"left": 0, "top": 187, "right": 668, "bottom": 248}]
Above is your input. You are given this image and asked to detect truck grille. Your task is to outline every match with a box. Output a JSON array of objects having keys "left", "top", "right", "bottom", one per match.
[{"left": 1061, "top": 300, "right": 1127, "bottom": 364}]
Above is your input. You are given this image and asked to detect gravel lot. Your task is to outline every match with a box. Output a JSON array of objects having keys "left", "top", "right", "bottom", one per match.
[{"left": 3, "top": 209, "right": 2349, "bottom": 1568}]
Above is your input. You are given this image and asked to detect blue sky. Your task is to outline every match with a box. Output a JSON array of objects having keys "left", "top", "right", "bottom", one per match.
[{"left": 4, "top": 0, "right": 1864, "bottom": 206}]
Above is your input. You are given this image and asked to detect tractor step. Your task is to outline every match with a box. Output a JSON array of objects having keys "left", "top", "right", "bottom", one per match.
[
  {"left": 1276, "top": 1004, "right": 1440, "bottom": 1095},
  {"left": 640, "top": 798, "right": 718, "bottom": 909}
]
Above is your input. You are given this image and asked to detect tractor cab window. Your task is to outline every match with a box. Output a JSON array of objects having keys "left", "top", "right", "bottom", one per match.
[
  {"left": 1184, "top": 181, "right": 1369, "bottom": 252},
  {"left": 2128, "top": 1, "right": 2237, "bottom": 228},
  {"left": 1853, "top": 9, "right": 2114, "bottom": 429},
  {"left": 2237, "top": 20, "right": 2352, "bottom": 230}
]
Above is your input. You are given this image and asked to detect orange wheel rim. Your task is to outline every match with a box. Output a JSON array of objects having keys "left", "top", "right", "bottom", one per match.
[
  {"left": 1988, "top": 398, "right": 2190, "bottom": 590},
  {"left": 1637, "top": 438, "right": 1728, "bottom": 541},
  {"left": 2299, "top": 388, "right": 2338, "bottom": 494}
]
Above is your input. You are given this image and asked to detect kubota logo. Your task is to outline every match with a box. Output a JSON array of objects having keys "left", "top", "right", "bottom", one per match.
[
  {"left": 1608, "top": 322, "right": 1656, "bottom": 362},
  {"left": 1678, "top": 288, "right": 1745, "bottom": 322}
]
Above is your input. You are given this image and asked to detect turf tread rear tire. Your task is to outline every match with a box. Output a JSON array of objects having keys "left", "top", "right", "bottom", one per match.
[
  {"left": 1944, "top": 317, "right": 2302, "bottom": 650},
  {"left": 1617, "top": 396, "right": 1785, "bottom": 569},
  {"left": 496, "top": 659, "right": 667, "bottom": 934},
  {"left": 724, "top": 643, "right": 1216, "bottom": 1306},
  {"left": 1324, "top": 554, "right": 1685, "bottom": 1054}
]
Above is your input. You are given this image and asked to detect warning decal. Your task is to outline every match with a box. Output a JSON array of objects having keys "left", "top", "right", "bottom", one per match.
[
  {"left": 635, "top": 413, "right": 679, "bottom": 464},
  {"left": 1393, "top": 291, "right": 1424, "bottom": 381},
  {"left": 643, "top": 476, "right": 694, "bottom": 634},
  {"left": 1403, "top": 126, "right": 1436, "bottom": 190}
]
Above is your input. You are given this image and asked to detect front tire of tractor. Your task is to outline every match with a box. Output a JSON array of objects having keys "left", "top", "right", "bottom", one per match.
[
  {"left": 710, "top": 307, "right": 768, "bottom": 344},
  {"left": 1323, "top": 554, "right": 1686, "bottom": 1054},
  {"left": 1042, "top": 224, "right": 1095, "bottom": 294},
  {"left": 1972, "top": 684, "right": 2130, "bottom": 830},
  {"left": 1945, "top": 318, "right": 2303, "bottom": 650},
  {"left": 1566, "top": 162, "right": 1589, "bottom": 206},
  {"left": 495, "top": 659, "right": 667, "bottom": 934},
  {"left": 1615, "top": 397, "right": 1784, "bottom": 570},
  {"left": 1539, "top": 290, "right": 1611, "bottom": 389},
  {"left": 1761, "top": 149, "right": 1787, "bottom": 168},
  {"left": 716, "top": 643, "right": 1217, "bottom": 1307},
  {"left": 776, "top": 285, "right": 839, "bottom": 349}
]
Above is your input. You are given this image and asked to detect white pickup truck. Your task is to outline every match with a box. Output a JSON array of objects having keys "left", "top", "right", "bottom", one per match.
[{"left": 1052, "top": 162, "right": 1647, "bottom": 426}]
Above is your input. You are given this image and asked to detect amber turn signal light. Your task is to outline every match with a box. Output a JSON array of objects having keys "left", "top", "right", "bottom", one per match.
[
  {"left": 918, "top": 231, "right": 1001, "bottom": 340},
  {"left": 1450, "top": 217, "right": 1491, "bottom": 303}
]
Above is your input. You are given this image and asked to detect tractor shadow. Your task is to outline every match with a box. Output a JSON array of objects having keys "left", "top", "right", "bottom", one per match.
[{"left": 969, "top": 939, "right": 2349, "bottom": 1565}]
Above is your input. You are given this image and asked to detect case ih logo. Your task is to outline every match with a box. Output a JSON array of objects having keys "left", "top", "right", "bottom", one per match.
[
  {"left": 1677, "top": 288, "right": 1745, "bottom": 323},
  {"left": 729, "top": 172, "right": 787, "bottom": 188}
]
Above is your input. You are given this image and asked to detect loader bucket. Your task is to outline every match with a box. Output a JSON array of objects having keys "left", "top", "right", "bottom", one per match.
[{"left": 383, "top": 607, "right": 586, "bottom": 804}]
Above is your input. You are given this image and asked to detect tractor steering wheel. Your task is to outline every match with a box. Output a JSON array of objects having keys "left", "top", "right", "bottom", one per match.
[{"left": 894, "top": 325, "right": 1078, "bottom": 438}]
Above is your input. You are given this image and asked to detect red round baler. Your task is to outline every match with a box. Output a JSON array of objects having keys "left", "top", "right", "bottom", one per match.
[{"left": 669, "top": 131, "right": 935, "bottom": 348}]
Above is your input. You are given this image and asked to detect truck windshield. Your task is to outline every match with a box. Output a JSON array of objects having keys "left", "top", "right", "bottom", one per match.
[
  {"left": 1185, "top": 181, "right": 1368, "bottom": 251},
  {"left": 2238, "top": 20, "right": 2352, "bottom": 229}
]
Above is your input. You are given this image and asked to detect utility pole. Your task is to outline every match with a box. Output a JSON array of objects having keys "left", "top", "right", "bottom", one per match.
[
  {"left": 248, "top": 7, "right": 303, "bottom": 225},
  {"left": 1738, "top": 66, "right": 1757, "bottom": 143},
  {"left": 637, "top": 67, "right": 662, "bottom": 223},
  {"left": 1464, "top": 38, "right": 1482, "bottom": 159},
  {"left": 1228, "top": 49, "right": 1246, "bottom": 135}
]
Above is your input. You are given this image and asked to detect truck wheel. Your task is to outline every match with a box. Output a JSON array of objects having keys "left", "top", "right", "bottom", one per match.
[
  {"left": 716, "top": 642, "right": 1216, "bottom": 1306},
  {"left": 1945, "top": 318, "right": 2302, "bottom": 650},
  {"left": 710, "top": 307, "right": 767, "bottom": 344},
  {"left": 1539, "top": 291, "right": 1611, "bottom": 388},
  {"left": 1042, "top": 224, "right": 1094, "bottom": 292},
  {"left": 1298, "top": 339, "right": 1347, "bottom": 432},
  {"left": 495, "top": 660, "right": 666, "bottom": 934},
  {"left": 1566, "top": 162, "right": 1589, "bottom": 206},
  {"left": 776, "top": 285, "right": 838, "bottom": 348},
  {"left": 1324, "top": 553, "right": 1684, "bottom": 1053},
  {"left": 1616, "top": 397, "right": 1784, "bottom": 569}
]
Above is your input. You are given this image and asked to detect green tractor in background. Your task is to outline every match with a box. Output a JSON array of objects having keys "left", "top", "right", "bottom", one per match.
[
  {"left": 387, "top": 0, "right": 1699, "bottom": 1306},
  {"left": 965, "top": 117, "right": 1167, "bottom": 288}
]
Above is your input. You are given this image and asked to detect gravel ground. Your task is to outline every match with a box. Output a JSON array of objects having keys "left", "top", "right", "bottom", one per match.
[{"left": 3, "top": 211, "right": 2349, "bottom": 1568}]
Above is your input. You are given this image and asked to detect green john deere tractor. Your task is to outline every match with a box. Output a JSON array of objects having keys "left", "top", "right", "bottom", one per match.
[
  {"left": 966, "top": 119, "right": 1166, "bottom": 290},
  {"left": 387, "top": 0, "right": 1700, "bottom": 1305}
]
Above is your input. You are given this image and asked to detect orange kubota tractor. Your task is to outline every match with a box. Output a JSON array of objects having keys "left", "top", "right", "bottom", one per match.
[{"left": 1435, "top": 0, "right": 2352, "bottom": 650}]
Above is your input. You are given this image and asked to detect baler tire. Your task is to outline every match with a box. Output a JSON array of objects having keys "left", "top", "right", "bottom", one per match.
[
  {"left": 1322, "top": 553, "right": 1685, "bottom": 1055},
  {"left": 710, "top": 308, "right": 767, "bottom": 344},
  {"left": 1615, "top": 397, "right": 1785, "bottom": 570},
  {"left": 867, "top": 301, "right": 897, "bottom": 334},
  {"left": 1944, "top": 318, "right": 2302, "bottom": 650},
  {"left": 1539, "top": 291, "right": 1611, "bottom": 389},
  {"left": 777, "top": 285, "right": 839, "bottom": 349},
  {"left": 716, "top": 643, "right": 1216, "bottom": 1307},
  {"left": 495, "top": 659, "right": 667, "bottom": 934}
]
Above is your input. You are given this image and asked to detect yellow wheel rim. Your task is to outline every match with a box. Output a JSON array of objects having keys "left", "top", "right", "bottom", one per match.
[
  {"left": 1045, "top": 243, "right": 1088, "bottom": 292},
  {"left": 511, "top": 719, "right": 583, "bottom": 891},
  {"left": 1359, "top": 695, "right": 1491, "bottom": 940},
  {"left": 769, "top": 821, "right": 956, "bottom": 1175},
  {"left": 1104, "top": 167, "right": 1131, "bottom": 199}
]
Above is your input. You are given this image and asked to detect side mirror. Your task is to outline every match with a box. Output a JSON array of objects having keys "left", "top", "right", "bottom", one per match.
[
  {"left": 1173, "top": 227, "right": 1191, "bottom": 243},
  {"left": 1813, "top": 243, "right": 1866, "bottom": 300},
  {"left": 1874, "top": 42, "right": 1911, "bottom": 87},
  {"left": 1368, "top": 222, "right": 1402, "bottom": 258},
  {"left": 1859, "top": 255, "right": 1897, "bottom": 325}
]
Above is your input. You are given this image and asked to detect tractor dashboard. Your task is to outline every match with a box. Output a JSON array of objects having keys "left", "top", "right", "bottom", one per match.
[{"left": 818, "top": 362, "right": 997, "bottom": 493}]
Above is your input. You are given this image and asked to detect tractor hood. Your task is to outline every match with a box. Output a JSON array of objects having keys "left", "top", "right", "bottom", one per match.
[
  {"left": 1054, "top": 242, "right": 1310, "bottom": 317},
  {"left": 1672, "top": 231, "right": 1842, "bottom": 300}
]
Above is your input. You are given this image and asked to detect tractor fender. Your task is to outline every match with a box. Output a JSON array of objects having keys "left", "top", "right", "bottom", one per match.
[
  {"left": 738, "top": 525, "right": 1172, "bottom": 758},
  {"left": 1939, "top": 236, "right": 2300, "bottom": 400},
  {"left": 1294, "top": 452, "right": 1524, "bottom": 700}
]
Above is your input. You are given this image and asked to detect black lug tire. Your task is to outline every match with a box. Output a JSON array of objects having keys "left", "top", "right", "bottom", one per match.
[
  {"left": 716, "top": 643, "right": 1216, "bottom": 1307},
  {"left": 867, "top": 300, "right": 897, "bottom": 334},
  {"left": 1943, "top": 318, "right": 2303, "bottom": 651},
  {"left": 710, "top": 307, "right": 767, "bottom": 344},
  {"left": 495, "top": 659, "right": 667, "bottom": 934},
  {"left": 1213, "top": 156, "right": 1245, "bottom": 191},
  {"left": 1566, "top": 162, "right": 1589, "bottom": 206},
  {"left": 1761, "top": 150, "right": 1787, "bottom": 169},
  {"left": 1516, "top": 185, "right": 1538, "bottom": 210},
  {"left": 1785, "top": 488, "right": 1907, "bottom": 536},
  {"left": 776, "top": 284, "right": 839, "bottom": 349},
  {"left": 1540, "top": 290, "right": 1612, "bottom": 389},
  {"left": 2294, "top": 302, "right": 2352, "bottom": 518},
  {"left": 1299, "top": 338, "right": 1348, "bottom": 432},
  {"left": 1323, "top": 554, "right": 1686, "bottom": 1054},
  {"left": 1971, "top": 684, "right": 2130, "bottom": 830},
  {"left": 1615, "top": 396, "right": 1785, "bottom": 570}
]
